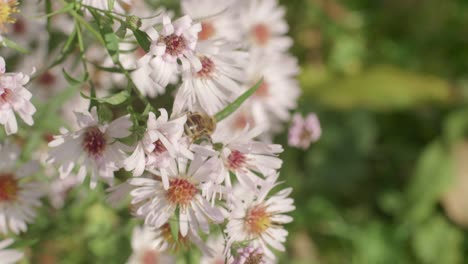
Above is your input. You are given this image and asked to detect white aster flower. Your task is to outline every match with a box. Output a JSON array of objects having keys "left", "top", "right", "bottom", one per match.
[
  {"left": 128, "top": 157, "right": 224, "bottom": 237},
  {"left": 225, "top": 176, "right": 295, "bottom": 261},
  {"left": 200, "top": 235, "right": 230, "bottom": 264},
  {"left": 0, "top": 56, "right": 36, "bottom": 135},
  {"left": 173, "top": 42, "right": 248, "bottom": 115},
  {"left": 244, "top": 52, "right": 300, "bottom": 133},
  {"left": 239, "top": 0, "right": 292, "bottom": 53},
  {"left": 124, "top": 109, "right": 192, "bottom": 177},
  {"left": 47, "top": 108, "right": 132, "bottom": 188},
  {"left": 181, "top": 0, "right": 241, "bottom": 42},
  {"left": 0, "top": 142, "right": 44, "bottom": 235},
  {"left": 146, "top": 15, "right": 202, "bottom": 91},
  {"left": 194, "top": 124, "right": 283, "bottom": 195},
  {"left": 0, "top": 239, "right": 23, "bottom": 264},
  {"left": 127, "top": 225, "right": 175, "bottom": 264}
]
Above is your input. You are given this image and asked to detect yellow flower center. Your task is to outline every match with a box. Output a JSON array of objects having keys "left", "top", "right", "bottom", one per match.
[
  {"left": 0, "top": 0, "right": 19, "bottom": 32},
  {"left": 245, "top": 205, "right": 271, "bottom": 236}
]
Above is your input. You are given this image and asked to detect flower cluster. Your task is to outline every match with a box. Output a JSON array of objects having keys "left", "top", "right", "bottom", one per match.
[{"left": 0, "top": 0, "right": 315, "bottom": 263}]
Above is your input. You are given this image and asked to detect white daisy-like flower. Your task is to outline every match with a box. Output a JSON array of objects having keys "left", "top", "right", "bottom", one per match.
[
  {"left": 181, "top": 0, "right": 241, "bottom": 42},
  {"left": 47, "top": 108, "right": 132, "bottom": 188},
  {"left": 128, "top": 157, "right": 224, "bottom": 237},
  {"left": 0, "top": 56, "right": 36, "bottom": 135},
  {"left": 146, "top": 15, "right": 202, "bottom": 91},
  {"left": 150, "top": 222, "right": 214, "bottom": 257},
  {"left": 200, "top": 235, "right": 231, "bottom": 264},
  {"left": 0, "top": 239, "right": 23, "bottom": 264},
  {"left": 0, "top": 142, "right": 44, "bottom": 235},
  {"left": 225, "top": 175, "right": 295, "bottom": 261},
  {"left": 124, "top": 109, "right": 192, "bottom": 177},
  {"left": 194, "top": 124, "right": 283, "bottom": 193},
  {"left": 244, "top": 52, "right": 300, "bottom": 133},
  {"left": 173, "top": 42, "right": 248, "bottom": 115},
  {"left": 239, "top": 0, "right": 292, "bottom": 53},
  {"left": 127, "top": 225, "right": 175, "bottom": 264}
]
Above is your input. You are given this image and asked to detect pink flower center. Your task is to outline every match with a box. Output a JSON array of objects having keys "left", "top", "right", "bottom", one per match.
[
  {"left": 254, "top": 81, "right": 269, "bottom": 98},
  {"left": 0, "top": 173, "right": 18, "bottom": 202},
  {"left": 227, "top": 150, "right": 247, "bottom": 170},
  {"left": 152, "top": 139, "right": 167, "bottom": 154},
  {"left": 0, "top": 88, "right": 12, "bottom": 103},
  {"left": 161, "top": 34, "right": 187, "bottom": 56},
  {"left": 12, "top": 17, "right": 25, "bottom": 34},
  {"left": 141, "top": 250, "right": 159, "bottom": 264},
  {"left": 38, "top": 71, "right": 56, "bottom": 86},
  {"left": 251, "top": 23, "right": 270, "bottom": 46},
  {"left": 166, "top": 178, "right": 197, "bottom": 206},
  {"left": 198, "top": 21, "right": 215, "bottom": 41},
  {"left": 82, "top": 127, "right": 107, "bottom": 158},
  {"left": 245, "top": 205, "right": 271, "bottom": 236},
  {"left": 196, "top": 56, "right": 215, "bottom": 79}
]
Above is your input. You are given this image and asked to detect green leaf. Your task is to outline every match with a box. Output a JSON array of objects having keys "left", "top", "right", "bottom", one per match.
[
  {"left": 98, "top": 104, "right": 114, "bottom": 122},
  {"left": 214, "top": 78, "right": 263, "bottom": 121},
  {"left": 107, "top": 0, "right": 115, "bottom": 10},
  {"left": 116, "top": 22, "right": 127, "bottom": 39},
  {"left": 412, "top": 215, "right": 463, "bottom": 264},
  {"left": 403, "top": 141, "right": 454, "bottom": 226},
  {"left": 62, "top": 68, "right": 85, "bottom": 86},
  {"left": 2, "top": 38, "right": 29, "bottom": 54},
  {"left": 132, "top": 29, "right": 151, "bottom": 52},
  {"left": 169, "top": 216, "right": 179, "bottom": 242},
  {"left": 301, "top": 65, "right": 452, "bottom": 111},
  {"left": 82, "top": 90, "right": 130, "bottom": 105}
]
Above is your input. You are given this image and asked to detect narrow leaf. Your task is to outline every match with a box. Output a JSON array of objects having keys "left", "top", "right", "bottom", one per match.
[
  {"left": 214, "top": 78, "right": 263, "bottom": 121},
  {"left": 2, "top": 38, "right": 29, "bottom": 54},
  {"left": 132, "top": 29, "right": 151, "bottom": 52},
  {"left": 169, "top": 217, "right": 179, "bottom": 242}
]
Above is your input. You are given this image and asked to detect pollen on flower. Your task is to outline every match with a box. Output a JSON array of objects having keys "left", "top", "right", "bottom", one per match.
[
  {"left": 196, "top": 56, "right": 215, "bottom": 79},
  {"left": 82, "top": 126, "right": 107, "bottom": 158},
  {"left": 245, "top": 205, "right": 271, "bottom": 235},
  {"left": 199, "top": 21, "right": 215, "bottom": 40},
  {"left": 227, "top": 150, "right": 247, "bottom": 170},
  {"left": 152, "top": 139, "right": 167, "bottom": 154},
  {"left": 251, "top": 23, "right": 270, "bottom": 46},
  {"left": 161, "top": 34, "right": 187, "bottom": 56},
  {"left": 0, "top": 0, "right": 18, "bottom": 32},
  {"left": 166, "top": 178, "right": 197, "bottom": 206},
  {"left": 0, "top": 173, "right": 18, "bottom": 202}
]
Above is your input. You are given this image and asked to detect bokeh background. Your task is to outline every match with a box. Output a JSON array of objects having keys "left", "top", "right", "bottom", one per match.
[
  {"left": 279, "top": 0, "right": 468, "bottom": 263},
  {"left": 18, "top": 0, "right": 468, "bottom": 263}
]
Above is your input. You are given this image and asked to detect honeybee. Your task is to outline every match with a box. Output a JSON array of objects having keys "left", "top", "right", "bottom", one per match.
[{"left": 184, "top": 112, "right": 216, "bottom": 141}]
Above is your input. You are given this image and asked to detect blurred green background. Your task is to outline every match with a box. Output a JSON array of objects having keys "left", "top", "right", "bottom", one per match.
[{"left": 279, "top": 0, "right": 468, "bottom": 263}]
